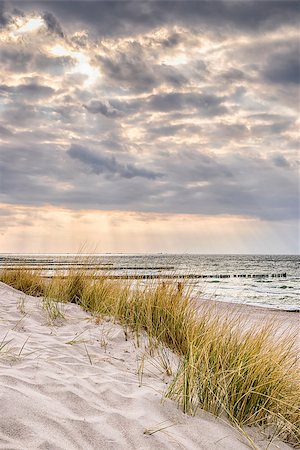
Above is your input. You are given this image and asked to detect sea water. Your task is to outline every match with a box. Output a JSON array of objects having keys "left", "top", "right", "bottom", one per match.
[{"left": 1, "top": 254, "right": 299, "bottom": 310}]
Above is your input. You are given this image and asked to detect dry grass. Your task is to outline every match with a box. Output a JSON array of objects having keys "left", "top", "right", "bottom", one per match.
[
  {"left": 0, "top": 267, "right": 299, "bottom": 447},
  {"left": 0, "top": 268, "right": 46, "bottom": 297}
]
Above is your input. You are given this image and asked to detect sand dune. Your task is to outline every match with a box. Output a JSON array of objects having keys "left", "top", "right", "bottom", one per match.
[{"left": 0, "top": 282, "right": 293, "bottom": 450}]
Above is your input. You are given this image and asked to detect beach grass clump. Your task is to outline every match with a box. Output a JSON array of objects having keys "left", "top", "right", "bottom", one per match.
[
  {"left": 0, "top": 267, "right": 299, "bottom": 447},
  {"left": 0, "top": 268, "right": 46, "bottom": 297},
  {"left": 46, "top": 271, "right": 90, "bottom": 304},
  {"left": 166, "top": 313, "right": 299, "bottom": 440}
]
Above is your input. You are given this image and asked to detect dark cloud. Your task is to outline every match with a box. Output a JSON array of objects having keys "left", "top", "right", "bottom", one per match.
[
  {"left": 67, "top": 144, "right": 162, "bottom": 180},
  {"left": 84, "top": 97, "right": 142, "bottom": 118},
  {"left": 0, "top": 124, "right": 12, "bottom": 136},
  {"left": 164, "top": 1, "right": 300, "bottom": 32},
  {"left": 0, "top": 46, "right": 75, "bottom": 76},
  {"left": 0, "top": 47, "right": 33, "bottom": 72},
  {"left": 34, "top": 54, "right": 75, "bottom": 75},
  {"left": 84, "top": 100, "right": 124, "bottom": 118},
  {"left": 251, "top": 120, "right": 293, "bottom": 137},
  {"left": 263, "top": 49, "right": 300, "bottom": 85},
  {"left": 155, "top": 151, "right": 299, "bottom": 220},
  {"left": 272, "top": 154, "right": 290, "bottom": 168},
  {"left": 0, "top": 144, "right": 69, "bottom": 204},
  {"left": 148, "top": 124, "right": 186, "bottom": 138},
  {"left": 2, "top": 103, "right": 43, "bottom": 128},
  {"left": 148, "top": 92, "right": 227, "bottom": 116},
  {"left": 219, "top": 68, "right": 247, "bottom": 83},
  {"left": 11, "top": 1, "right": 300, "bottom": 38},
  {"left": 98, "top": 50, "right": 186, "bottom": 93},
  {"left": 160, "top": 31, "right": 181, "bottom": 48},
  {"left": 0, "top": 83, "right": 55, "bottom": 100},
  {"left": 0, "top": 141, "right": 298, "bottom": 221},
  {"left": 0, "top": 1, "right": 9, "bottom": 27},
  {"left": 42, "top": 11, "right": 64, "bottom": 37}
]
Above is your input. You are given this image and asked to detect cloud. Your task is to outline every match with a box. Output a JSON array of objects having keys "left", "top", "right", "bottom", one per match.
[
  {"left": 218, "top": 68, "right": 247, "bottom": 83},
  {"left": 67, "top": 144, "right": 162, "bottom": 180},
  {"left": 0, "top": 0, "right": 298, "bottom": 229},
  {"left": 84, "top": 100, "right": 124, "bottom": 118},
  {"left": 34, "top": 54, "right": 75, "bottom": 75},
  {"left": 272, "top": 154, "right": 290, "bottom": 168},
  {"left": 0, "top": 1, "right": 9, "bottom": 27},
  {"left": 13, "top": 1, "right": 300, "bottom": 38},
  {"left": 0, "top": 123, "right": 13, "bottom": 136},
  {"left": 0, "top": 83, "right": 55, "bottom": 100},
  {"left": 160, "top": 31, "right": 181, "bottom": 48},
  {"left": 97, "top": 49, "right": 186, "bottom": 93},
  {"left": 263, "top": 49, "right": 300, "bottom": 85},
  {"left": 0, "top": 140, "right": 298, "bottom": 222},
  {"left": 0, "top": 47, "right": 33, "bottom": 72},
  {"left": 148, "top": 92, "right": 227, "bottom": 116},
  {"left": 42, "top": 12, "right": 64, "bottom": 37}
]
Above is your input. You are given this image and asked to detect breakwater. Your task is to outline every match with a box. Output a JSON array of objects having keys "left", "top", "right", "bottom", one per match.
[{"left": 39, "top": 272, "right": 287, "bottom": 280}]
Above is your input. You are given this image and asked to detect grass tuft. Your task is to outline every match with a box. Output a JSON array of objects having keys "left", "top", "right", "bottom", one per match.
[{"left": 1, "top": 268, "right": 46, "bottom": 297}]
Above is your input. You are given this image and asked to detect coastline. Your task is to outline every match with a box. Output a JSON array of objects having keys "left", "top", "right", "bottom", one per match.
[
  {"left": 1, "top": 253, "right": 299, "bottom": 311},
  {"left": 198, "top": 299, "right": 300, "bottom": 350},
  {"left": 199, "top": 298, "right": 299, "bottom": 325}
]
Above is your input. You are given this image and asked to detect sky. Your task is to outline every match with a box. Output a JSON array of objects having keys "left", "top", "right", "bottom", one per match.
[{"left": 0, "top": 0, "right": 299, "bottom": 254}]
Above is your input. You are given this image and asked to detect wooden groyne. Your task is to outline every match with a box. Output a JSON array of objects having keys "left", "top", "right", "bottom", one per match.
[
  {"left": 95, "top": 273, "right": 287, "bottom": 280},
  {"left": 0, "top": 262, "right": 287, "bottom": 279},
  {"left": 39, "top": 272, "right": 287, "bottom": 280}
]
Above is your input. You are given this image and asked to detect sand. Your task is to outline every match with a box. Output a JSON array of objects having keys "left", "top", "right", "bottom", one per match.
[
  {"left": 0, "top": 281, "right": 295, "bottom": 450},
  {"left": 199, "top": 298, "right": 299, "bottom": 329}
]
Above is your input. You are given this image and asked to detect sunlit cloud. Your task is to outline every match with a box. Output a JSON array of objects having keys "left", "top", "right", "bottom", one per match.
[
  {"left": 17, "top": 17, "right": 44, "bottom": 34},
  {"left": 49, "top": 44, "right": 100, "bottom": 85},
  {"left": 49, "top": 44, "right": 69, "bottom": 57},
  {"left": 5, "top": 15, "right": 45, "bottom": 41}
]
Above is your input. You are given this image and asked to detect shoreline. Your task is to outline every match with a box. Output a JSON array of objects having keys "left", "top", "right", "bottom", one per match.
[
  {"left": 0, "top": 253, "right": 298, "bottom": 312},
  {"left": 198, "top": 298, "right": 299, "bottom": 342}
]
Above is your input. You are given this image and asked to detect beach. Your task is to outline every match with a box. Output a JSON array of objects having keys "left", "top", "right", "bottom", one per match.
[
  {"left": 0, "top": 281, "right": 297, "bottom": 450},
  {"left": 198, "top": 299, "right": 299, "bottom": 341}
]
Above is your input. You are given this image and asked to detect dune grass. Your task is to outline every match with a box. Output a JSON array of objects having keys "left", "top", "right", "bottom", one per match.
[
  {"left": 0, "top": 267, "right": 45, "bottom": 297},
  {"left": 0, "top": 267, "right": 299, "bottom": 447}
]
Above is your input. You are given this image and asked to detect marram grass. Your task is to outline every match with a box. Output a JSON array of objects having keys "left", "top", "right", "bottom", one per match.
[{"left": 0, "top": 267, "right": 299, "bottom": 447}]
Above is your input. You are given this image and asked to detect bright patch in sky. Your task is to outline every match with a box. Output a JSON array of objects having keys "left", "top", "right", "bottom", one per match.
[
  {"left": 16, "top": 17, "right": 44, "bottom": 35},
  {"left": 50, "top": 45, "right": 99, "bottom": 85},
  {"left": 163, "top": 54, "right": 188, "bottom": 66},
  {"left": 49, "top": 44, "right": 69, "bottom": 57},
  {"left": 72, "top": 52, "right": 100, "bottom": 85}
]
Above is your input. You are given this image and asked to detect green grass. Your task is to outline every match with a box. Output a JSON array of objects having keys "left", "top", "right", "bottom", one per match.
[{"left": 0, "top": 267, "right": 299, "bottom": 447}]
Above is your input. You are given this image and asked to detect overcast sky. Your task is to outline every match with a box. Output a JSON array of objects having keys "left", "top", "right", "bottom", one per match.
[{"left": 0, "top": 1, "right": 299, "bottom": 253}]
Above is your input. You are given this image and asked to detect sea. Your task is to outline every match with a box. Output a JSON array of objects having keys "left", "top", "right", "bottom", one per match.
[{"left": 0, "top": 254, "right": 299, "bottom": 311}]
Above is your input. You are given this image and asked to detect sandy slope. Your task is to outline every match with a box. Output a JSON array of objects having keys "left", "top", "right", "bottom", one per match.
[
  {"left": 0, "top": 282, "right": 293, "bottom": 450},
  {"left": 198, "top": 299, "right": 299, "bottom": 343}
]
